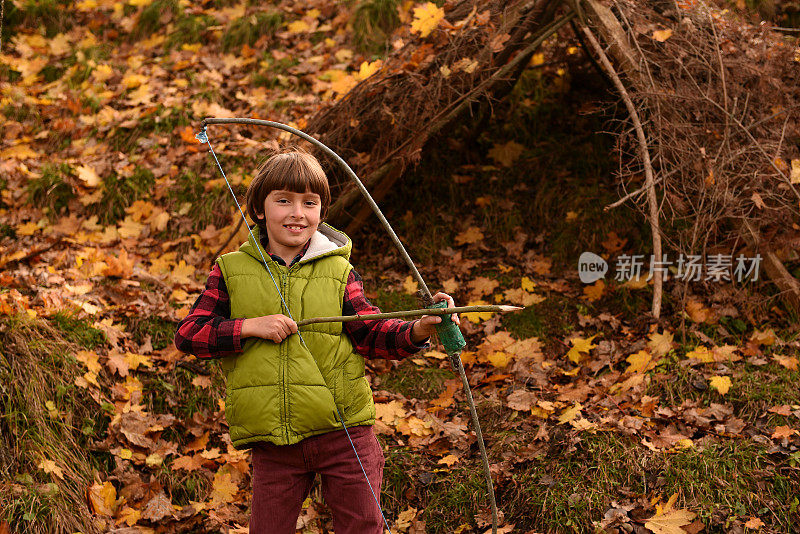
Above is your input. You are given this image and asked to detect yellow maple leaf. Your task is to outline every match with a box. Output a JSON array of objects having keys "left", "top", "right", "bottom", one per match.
[
  {"left": 488, "top": 141, "right": 525, "bottom": 167},
  {"left": 356, "top": 59, "right": 383, "bottom": 81},
  {"left": 625, "top": 350, "right": 653, "bottom": 374},
  {"left": 210, "top": 471, "right": 239, "bottom": 506},
  {"left": 503, "top": 288, "right": 544, "bottom": 307},
  {"left": 685, "top": 345, "right": 714, "bottom": 363},
  {"left": 530, "top": 53, "right": 544, "bottom": 66},
  {"left": 402, "top": 275, "right": 419, "bottom": 294},
  {"left": 74, "top": 350, "right": 102, "bottom": 374},
  {"left": 287, "top": 19, "right": 310, "bottom": 33},
  {"left": 375, "top": 400, "right": 407, "bottom": 425},
  {"left": 468, "top": 276, "right": 499, "bottom": 297},
  {"left": 170, "top": 260, "right": 196, "bottom": 285},
  {"left": 521, "top": 276, "right": 536, "bottom": 292},
  {"left": 125, "top": 352, "right": 153, "bottom": 371},
  {"left": 486, "top": 351, "right": 512, "bottom": 368},
  {"left": 583, "top": 279, "right": 605, "bottom": 302},
  {"left": 455, "top": 226, "right": 484, "bottom": 245},
  {"left": 709, "top": 375, "right": 731, "bottom": 395},
  {"left": 774, "top": 355, "right": 799, "bottom": 371},
  {"left": 410, "top": 2, "right": 444, "bottom": 38},
  {"left": 558, "top": 402, "right": 582, "bottom": 424},
  {"left": 566, "top": 334, "right": 599, "bottom": 364},
  {"left": 398, "top": 415, "right": 433, "bottom": 436},
  {"left": 442, "top": 277, "right": 458, "bottom": 293},
  {"left": 117, "top": 506, "right": 142, "bottom": 527},
  {"left": 462, "top": 299, "right": 494, "bottom": 323}
]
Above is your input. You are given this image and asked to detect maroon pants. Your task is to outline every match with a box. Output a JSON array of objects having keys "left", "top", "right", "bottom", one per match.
[{"left": 249, "top": 425, "right": 385, "bottom": 534}]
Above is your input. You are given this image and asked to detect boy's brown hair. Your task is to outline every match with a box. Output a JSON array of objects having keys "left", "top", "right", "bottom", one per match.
[{"left": 246, "top": 146, "right": 331, "bottom": 226}]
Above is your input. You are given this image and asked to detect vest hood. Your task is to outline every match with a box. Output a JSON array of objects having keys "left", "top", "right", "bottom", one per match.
[{"left": 240, "top": 222, "right": 352, "bottom": 266}]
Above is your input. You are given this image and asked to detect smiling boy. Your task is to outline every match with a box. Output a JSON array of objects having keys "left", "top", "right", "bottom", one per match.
[{"left": 174, "top": 147, "right": 457, "bottom": 533}]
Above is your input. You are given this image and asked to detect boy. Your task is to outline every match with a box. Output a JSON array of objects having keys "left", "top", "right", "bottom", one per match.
[{"left": 174, "top": 147, "right": 458, "bottom": 533}]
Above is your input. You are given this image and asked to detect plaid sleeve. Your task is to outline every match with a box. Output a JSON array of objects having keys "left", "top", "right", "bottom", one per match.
[
  {"left": 174, "top": 264, "right": 245, "bottom": 359},
  {"left": 342, "top": 268, "right": 430, "bottom": 360}
]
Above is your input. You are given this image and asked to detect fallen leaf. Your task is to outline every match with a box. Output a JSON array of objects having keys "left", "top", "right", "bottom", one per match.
[
  {"left": 566, "top": 334, "right": 599, "bottom": 364},
  {"left": 410, "top": 2, "right": 445, "bottom": 38},
  {"left": 488, "top": 141, "right": 525, "bottom": 167},
  {"left": 644, "top": 508, "right": 697, "bottom": 534},
  {"left": 652, "top": 28, "right": 674, "bottom": 42},
  {"left": 771, "top": 425, "right": 798, "bottom": 440},
  {"left": 87, "top": 481, "right": 117, "bottom": 516},
  {"left": 455, "top": 226, "right": 484, "bottom": 245},
  {"left": 38, "top": 459, "right": 64, "bottom": 480},
  {"left": 708, "top": 376, "right": 731, "bottom": 395}
]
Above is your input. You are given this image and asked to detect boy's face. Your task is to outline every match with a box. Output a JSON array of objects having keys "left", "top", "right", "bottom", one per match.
[{"left": 256, "top": 189, "right": 322, "bottom": 254}]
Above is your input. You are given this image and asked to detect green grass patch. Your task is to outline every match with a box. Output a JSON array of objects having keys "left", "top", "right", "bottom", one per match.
[
  {"left": 0, "top": 314, "right": 105, "bottom": 532},
  {"left": 165, "top": 169, "right": 232, "bottom": 233},
  {"left": 378, "top": 360, "right": 450, "bottom": 400},
  {"left": 168, "top": 13, "right": 216, "bottom": 49},
  {"left": 369, "top": 287, "right": 419, "bottom": 314},
  {"left": 123, "top": 315, "right": 177, "bottom": 351},
  {"left": 350, "top": 0, "right": 401, "bottom": 55},
  {"left": 2, "top": 0, "right": 73, "bottom": 38},
  {"left": 144, "top": 364, "right": 224, "bottom": 421},
  {"left": 26, "top": 163, "right": 75, "bottom": 218},
  {"left": 91, "top": 165, "right": 155, "bottom": 225},
  {"left": 222, "top": 11, "right": 283, "bottom": 52},
  {"left": 133, "top": 0, "right": 179, "bottom": 38},
  {"left": 503, "top": 294, "right": 575, "bottom": 341},
  {"left": 48, "top": 310, "right": 106, "bottom": 349}
]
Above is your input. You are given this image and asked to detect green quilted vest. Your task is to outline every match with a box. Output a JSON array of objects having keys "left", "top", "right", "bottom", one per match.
[{"left": 215, "top": 222, "right": 375, "bottom": 449}]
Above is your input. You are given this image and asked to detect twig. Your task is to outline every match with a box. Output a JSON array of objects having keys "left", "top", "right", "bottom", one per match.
[
  {"left": 296, "top": 305, "right": 523, "bottom": 327},
  {"left": 581, "top": 23, "right": 663, "bottom": 319}
]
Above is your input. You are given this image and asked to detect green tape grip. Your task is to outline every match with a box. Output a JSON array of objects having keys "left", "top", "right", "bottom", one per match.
[{"left": 427, "top": 300, "right": 466, "bottom": 368}]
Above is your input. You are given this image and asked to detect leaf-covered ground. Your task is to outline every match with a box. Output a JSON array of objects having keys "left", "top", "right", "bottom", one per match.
[{"left": 1, "top": 0, "right": 799, "bottom": 533}]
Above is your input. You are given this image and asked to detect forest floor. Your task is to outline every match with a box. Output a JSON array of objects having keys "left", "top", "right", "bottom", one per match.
[{"left": 1, "top": 1, "right": 799, "bottom": 533}]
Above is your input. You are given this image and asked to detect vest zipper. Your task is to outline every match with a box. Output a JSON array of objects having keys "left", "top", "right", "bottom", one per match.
[{"left": 282, "top": 266, "right": 290, "bottom": 444}]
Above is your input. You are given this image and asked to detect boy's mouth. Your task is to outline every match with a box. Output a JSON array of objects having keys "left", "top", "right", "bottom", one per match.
[{"left": 283, "top": 224, "right": 307, "bottom": 233}]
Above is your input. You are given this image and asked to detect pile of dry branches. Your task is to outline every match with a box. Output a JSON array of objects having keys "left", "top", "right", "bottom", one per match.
[
  {"left": 584, "top": 0, "right": 800, "bottom": 311},
  {"left": 306, "top": 0, "right": 570, "bottom": 233}
]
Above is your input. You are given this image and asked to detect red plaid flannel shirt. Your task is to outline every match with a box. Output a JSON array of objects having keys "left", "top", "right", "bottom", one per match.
[{"left": 174, "top": 237, "right": 429, "bottom": 360}]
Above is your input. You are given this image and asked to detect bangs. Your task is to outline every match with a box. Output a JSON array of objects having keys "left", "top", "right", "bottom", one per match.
[{"left": 246, "top": 147, "right": 332, "bottom": 225}]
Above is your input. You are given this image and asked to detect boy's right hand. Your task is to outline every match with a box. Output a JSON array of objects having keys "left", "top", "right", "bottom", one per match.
[{"left": 241, "top": 315, "right": 298, "bottom": 343}]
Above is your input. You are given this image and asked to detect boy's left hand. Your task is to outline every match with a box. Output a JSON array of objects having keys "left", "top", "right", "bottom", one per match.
[{"left": 411, "top": 292, "right": 460, "bottom": 344}]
